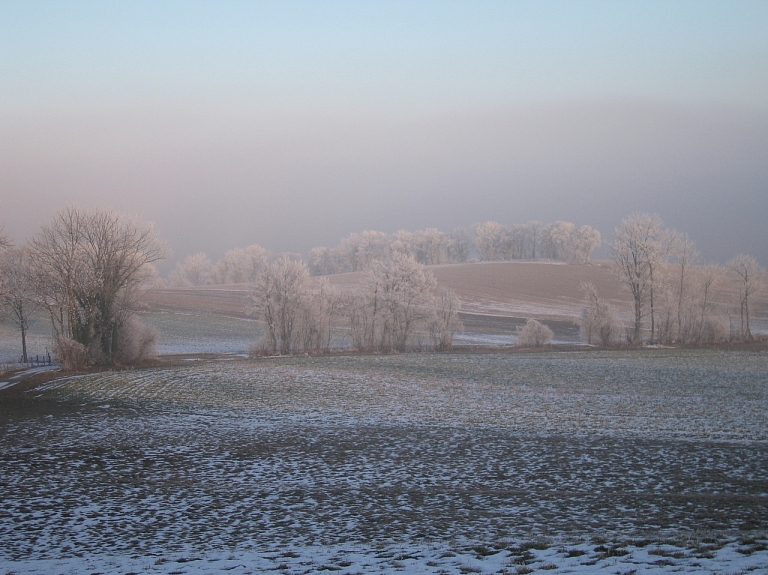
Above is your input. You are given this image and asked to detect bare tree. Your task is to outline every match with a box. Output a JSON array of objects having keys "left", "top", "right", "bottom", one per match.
[
  {"left": 526, "top": 220, "right": 541, "bottom": 259},
  {"left": 0, "top": 227, "right": 11, "bottom": 250},
  {"left": 610, "top": 213, "right": 669, "bottom": 343},
  {"left": 0, "top": 247, "right": 39, "bottom": 362},
  {"left": 29, "top": 207, "right": 167, "bottom": 365},
  {"left": 669, "top": 233, "right": 698, "bottom": 343},
  {"left": 350, "top": 253, "right": 437, "bottom": 352},
  {"left": 474, "top": 221, "right": 506, "bottom": 261},
  {"left": 428, "top": 288, "right": 463, "bottom": 351},
  {"left": 728, "top": 254, "right": 765, "bottom": 340},
  {"left": 516, "top": 319, "right": 554, "bottom": 347},
  {"left": 168, "top": 252, "right": 213, "bottom": 286},
  {"left": 579, "top": 282, "right": 618, "bottom": 346},
  {"left": 693, "top": 264, "right": 723, "bottom": 343},
  {"left": 316, "top": 278, "right": 343, "bottom": 352},
  {"left": 248, "top": 256, "right": 311, "bottom": 355},
  {"left": 448, "top": 228, "right": 471, "bottom": 263}
]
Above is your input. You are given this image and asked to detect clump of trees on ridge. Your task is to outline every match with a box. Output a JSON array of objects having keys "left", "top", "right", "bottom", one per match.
[{"left": 165, "top": 219, "right": 602, "bottom": 287}]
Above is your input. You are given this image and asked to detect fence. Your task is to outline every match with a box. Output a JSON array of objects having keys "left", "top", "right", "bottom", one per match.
[{"left": 1, "top": 353, "right": 54, "bottom": 374}]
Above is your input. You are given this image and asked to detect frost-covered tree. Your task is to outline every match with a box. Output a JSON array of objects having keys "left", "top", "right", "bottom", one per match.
[
  {"left": 428, "top": 288, "right": 463, "bottom": 351},
  {"left": 168, "top": 252, "right": 213, "bottom": 287},
  {"left": 358, "top": 230, "right": 389, "bottom": 269},
  {"left": 579, "top": 282, "right": 618, "bottom": 346},
  {"left": 474, "top": 221, "right": 506, "bottom": 261},
  {"left": 248, "top": 255, "right": 311, "bottom": 355},
  {"left": 29, "top": 207, "right": 167, "bottom": 365},
  {"left": 308, "top": 246, "right": 334, "bottom": 276},
  {"left": 448, "top": 228, "right": 471, "bottom": 263},
  {"left": 728, "top": 254, "right": 765, "bottom": 341},
  {"left": 516, "top": 319, "right": 554, "bottom": 347},
  {"left": 610, "top": 213, "right": 671, "bottom": 342},
  {"left": 411, "top": 228, "right": 450, "bottom": 265},
  {"left": 338, "top": 232, "right": 364, "bottom": 272},
  {"left": 388, "top": 230, "right": 416, "bottom": 259},
  {"left": 0, "top": 247, "right": 39, "bottom": 362},
  {"left": 541, "top": 221, "right": 574, "bottom": 261},
  {"left": 572, "top": 225, "right": 601, "bottom": 264},
  {"left": 214, "top": 244, "right": 268, "bottom": 284},
  {"left": 350, "top": 253, "right": 438, "bottom": 352}
]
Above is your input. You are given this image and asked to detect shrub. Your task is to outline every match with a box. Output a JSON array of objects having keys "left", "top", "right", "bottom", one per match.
[
  {"left": 699, "top": 317, "right": 727, "bottom": 344},
  {"left": 248, "top": 336, "right": 275, "bottom": 358},
  {"left": 516, "top": 319, "right": 554, "bottom": 347},
  {"left": 55, "top": 338, "right": 88, "bottom": 370},
  {"left": 115, "top": 316, "right": 159, "bottom": 364}
]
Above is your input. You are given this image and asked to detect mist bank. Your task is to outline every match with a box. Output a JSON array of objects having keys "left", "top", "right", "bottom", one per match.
[{"left": 2, "top": 100, "right": 766, "bottom": 270}]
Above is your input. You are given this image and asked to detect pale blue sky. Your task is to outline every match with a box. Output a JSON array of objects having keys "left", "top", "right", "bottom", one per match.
[
  {"left": 3, "top": 1, "right": 767, "bottom": 109},
  {"left": 1, "top": 1, "right": 767, "bottom": 266}
]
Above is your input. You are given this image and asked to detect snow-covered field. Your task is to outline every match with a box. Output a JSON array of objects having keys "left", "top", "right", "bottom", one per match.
[{"left": 1, "top": 349, "right": 767, "bottom": 574}]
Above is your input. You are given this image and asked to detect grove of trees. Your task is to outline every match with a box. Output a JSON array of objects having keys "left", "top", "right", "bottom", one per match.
[
  {"left": 0, "top": 208, "right": 167, "bottom": 368},
  {"left": 164, "top": 219, "right": 600, "bottom": 290},
  {"left": 606, "top": 212, "right": 765, "bottom": 345},
  {"left": 302, "top": 221, "right": 600, "bottom": 278},
  {"left": 247, "top": 252, "right": 462, "bottom": 355},
  {"left": 475, "top": 220, "right": 600, "bottom": 264}
]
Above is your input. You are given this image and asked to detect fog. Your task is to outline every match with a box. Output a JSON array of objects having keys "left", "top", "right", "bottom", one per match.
[
  {"left": 1, "top": 2, "right": 767, "bottom": 271},
  {"left": 2, "top": 100, "right": 766, "bottom": 270}
]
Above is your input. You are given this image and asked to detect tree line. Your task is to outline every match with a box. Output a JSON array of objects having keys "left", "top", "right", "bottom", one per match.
[
  {"left": 247, "top": 251, "right": 462, "bottom": 355},
  {"left": 2, "top": 209, "right": 765, "bottom": 367},
  {"left": 166, "top": 219, "right": 602, "bottom": 287},
  {"left": 581, "top": 212, "right": 765, "bottom": 346}
]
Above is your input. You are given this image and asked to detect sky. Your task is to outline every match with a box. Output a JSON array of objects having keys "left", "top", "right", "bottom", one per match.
[{"left": 1, "top": 0, "right": 767, "bottom": 270}]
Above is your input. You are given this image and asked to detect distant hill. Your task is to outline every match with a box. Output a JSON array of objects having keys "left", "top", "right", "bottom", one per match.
[{"left": 144, "top": 260, "right": 766, "bottom": 338}]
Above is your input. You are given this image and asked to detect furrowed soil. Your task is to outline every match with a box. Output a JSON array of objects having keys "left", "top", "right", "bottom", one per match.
[{"left": 1, "top": 349, "right": 767, "bottom": 572}]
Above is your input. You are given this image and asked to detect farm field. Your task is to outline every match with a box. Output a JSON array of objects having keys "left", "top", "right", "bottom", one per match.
[
  {"left": 1, "top": 349, "right": 767, "bottom": 574},
  {"left": 141, "top": 260, "right": 768, "bottom": 347}
]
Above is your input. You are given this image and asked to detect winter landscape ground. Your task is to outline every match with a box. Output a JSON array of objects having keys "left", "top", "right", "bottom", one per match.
[
  {"left": 2, "top": 262, "right": 768, "bottom": 574},
  {"left": 2, "top": 349, "right": 768, "bottom": 574}
]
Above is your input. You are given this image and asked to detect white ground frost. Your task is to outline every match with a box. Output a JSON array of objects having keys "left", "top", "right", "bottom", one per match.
[{"left": 2, "top": 349, "right": 767, "bottom": 574}]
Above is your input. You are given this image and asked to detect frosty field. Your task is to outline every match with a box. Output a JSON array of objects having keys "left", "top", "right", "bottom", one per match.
[{"left": 1, "top": 349, "right": 767, "bottom": 574}]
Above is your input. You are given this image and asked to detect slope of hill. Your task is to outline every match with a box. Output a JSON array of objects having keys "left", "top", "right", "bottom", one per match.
[
  {"left": 144, "top": 261, "right": 627, "bottom": 321},
  {"left": 143, "top": 260, "right": 767, "bottom": 342}
]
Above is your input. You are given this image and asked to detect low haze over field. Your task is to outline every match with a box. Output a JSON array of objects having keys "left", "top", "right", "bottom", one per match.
[{"left": 2, "top": 1, "right": 767, "bottom": 268}]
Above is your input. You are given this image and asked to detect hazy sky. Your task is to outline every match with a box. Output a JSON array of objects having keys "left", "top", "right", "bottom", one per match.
[{"left": 2, "top": 0, "right": 767, "bottom": 269}]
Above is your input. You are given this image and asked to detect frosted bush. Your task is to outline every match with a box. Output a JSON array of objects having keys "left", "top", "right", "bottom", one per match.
[{"left": 516, "top": 319, "right": 554, "bottom": 347}]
